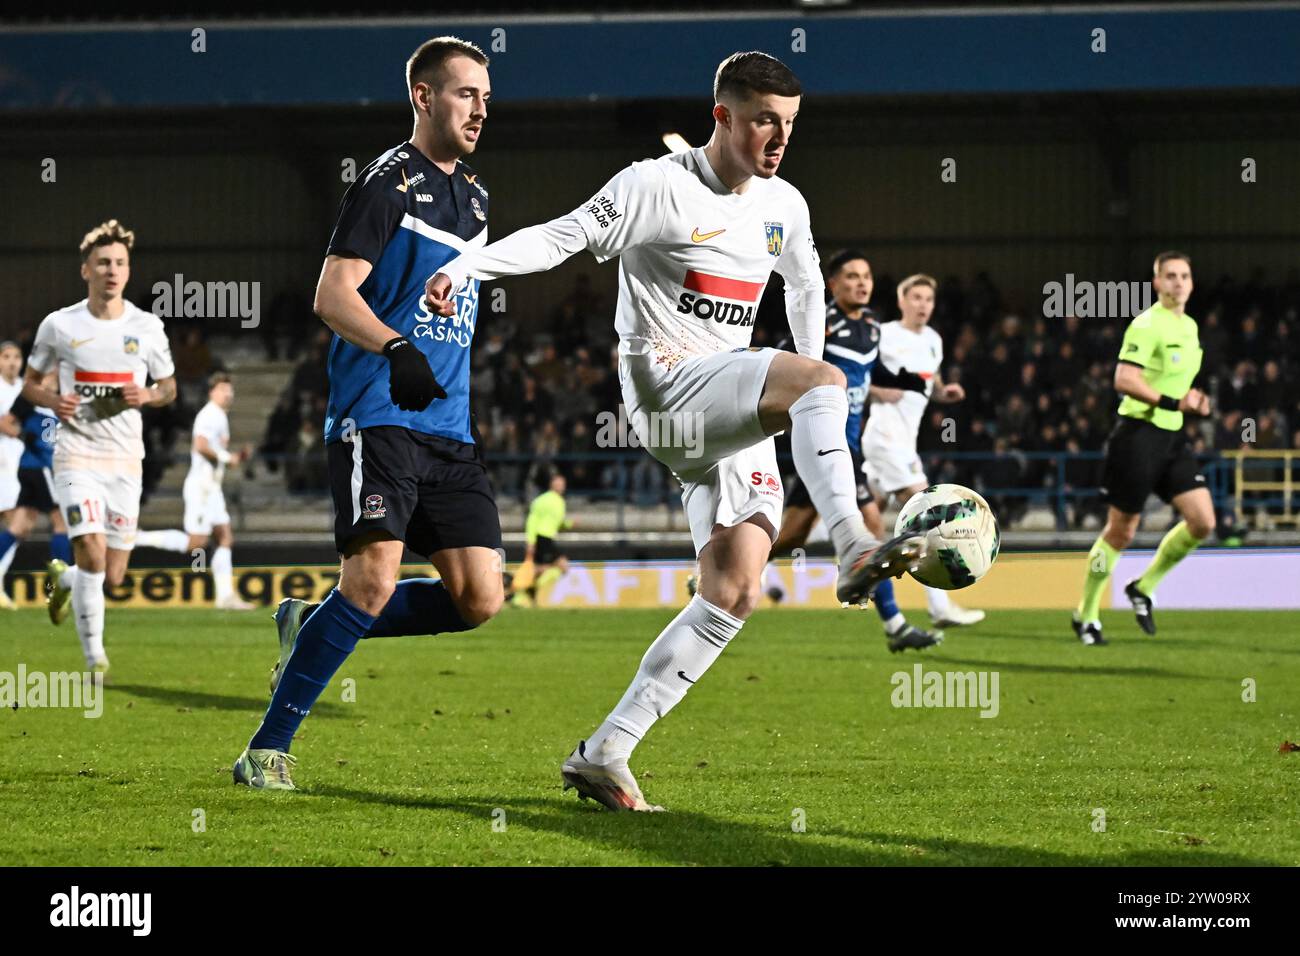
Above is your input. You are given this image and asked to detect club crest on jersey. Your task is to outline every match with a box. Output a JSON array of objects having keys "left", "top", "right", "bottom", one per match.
[
  {"left": 471, "top": 197, "right": 486, "bottom": 221},
  {"left": 764, "top": 222, "right": 784, "bottom": 257},
  {"left": 123, "top": 336, "right": 139, "bottom": 354}
]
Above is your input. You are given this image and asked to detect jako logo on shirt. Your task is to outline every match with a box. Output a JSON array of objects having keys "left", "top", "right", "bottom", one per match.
[
  {"left": 73, "top": 370, "right": 133, "bottom": 399},
  {"left": 676, "top": 271, "right": 763, "bottom": 328}
]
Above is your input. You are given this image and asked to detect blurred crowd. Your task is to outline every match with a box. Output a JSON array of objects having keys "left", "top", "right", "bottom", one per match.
[
  {"left": 248, "top": 268, "right": 1300, "bottom": 528},
  {"left": 14, "top": 266, "right": 1294, "bottom": 527}
]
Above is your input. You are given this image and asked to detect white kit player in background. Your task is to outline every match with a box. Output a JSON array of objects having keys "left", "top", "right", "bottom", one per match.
[
  {"left": 0, "top": 342, "right": 23, "bottom": 609},
  {"left": 21, "top": 220, "right": 177, "bottom": 677},
  {"left": 426, "top": 51, "right": 927, "bottom": 811},
  {"left": 135, "top": 370, "right": 254, "bottom": 610},
  {"left": 863, "top": 273, "right": 984, "bottom": 628}
]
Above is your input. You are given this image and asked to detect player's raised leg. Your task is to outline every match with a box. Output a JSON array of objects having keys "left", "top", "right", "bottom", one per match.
[{"left": 758, "top": 351, "right": 925, "bottom": 605}]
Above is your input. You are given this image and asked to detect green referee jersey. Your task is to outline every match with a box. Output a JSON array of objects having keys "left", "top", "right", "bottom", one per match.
[
  {"left": 525, "top": 490, "right": 569, "bottom": 544},
  {"left": 1116, "top": 302, "right": 1202, "bottom": 431}
]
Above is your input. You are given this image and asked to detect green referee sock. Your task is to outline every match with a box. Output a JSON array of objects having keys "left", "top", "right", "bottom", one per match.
[
  {"left": 1077, "top": 537, "right": 1121, "bottom": 623},
  {"left": 1135, "top": 521, "right": 1201, "bottom": 597}
]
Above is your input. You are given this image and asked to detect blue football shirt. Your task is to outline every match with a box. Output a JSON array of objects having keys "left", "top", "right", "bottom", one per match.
[{"left": 322, "top": 142, "right": 490, "bottom": 445}]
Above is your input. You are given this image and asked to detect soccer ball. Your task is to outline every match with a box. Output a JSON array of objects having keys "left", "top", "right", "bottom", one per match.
[{"left": 893, "top": 484, "right": 999, "bottom": 590}]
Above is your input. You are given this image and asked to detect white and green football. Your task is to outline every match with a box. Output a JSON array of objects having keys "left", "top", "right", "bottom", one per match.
[{"left": 894, "top": 483, "right": 999, "bottom": 589}]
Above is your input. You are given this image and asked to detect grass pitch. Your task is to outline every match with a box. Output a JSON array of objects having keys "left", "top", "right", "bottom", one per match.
[{"left": 2, "top": 605, "right": 1297, "bottom": 866}]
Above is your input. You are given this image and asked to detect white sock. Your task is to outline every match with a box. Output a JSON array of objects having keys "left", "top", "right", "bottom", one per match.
[
  {"left": 60, "top": 564, "right": 80, "bottom": 590},
  {"left": 72, "top": 568, "right": 107, "bottom": 665},
  {"left": 212, "top": 546, "right": 233, "bottom": 601},
  {"left": 0, "top": 536, "right": 17, "bottom": 588},
  {"left": 789, "top": 385, "right": 872, "bottom": 561},
  {"left": 134, "top": 529, "right": 190, "bottom": 552},
  {"left": 586, "top": 595, "right": 745, "bottom": 763},
  {"left": 883, "top": 612, "right": 906, "bottom": 634},
  {"left": 926, "top": 586, "right": 951, "bottom": 619}
]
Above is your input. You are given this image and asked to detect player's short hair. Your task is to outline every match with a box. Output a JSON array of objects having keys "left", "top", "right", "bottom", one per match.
[
  {"left": 406, "top": 36, "right": 489, "bottom": 92},
  {"left": 713, "top": 51, "right": 802, "bottom": 103},
  {"left": 898, "top": 273, "right": 937, "bottom": 297},
  {"left": 0, "top": 340, "right": 19, "bottom": 353},
  {"left": 208, "top": 370, "right": 232, "bottom": 391},
  {"left": 1153, "top": 250, "right": 1191, "bottom": 274},
  {"left": 79, "top": 219, "right": 134, "bottom": 261},
  {"left": 825, "top": 249, "right": 871, "bottom": 280}
]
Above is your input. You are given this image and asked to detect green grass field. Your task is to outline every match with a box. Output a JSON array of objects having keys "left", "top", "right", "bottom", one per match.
[{"left": 2, "top": 605, "right": 1297, "bottom": 866}]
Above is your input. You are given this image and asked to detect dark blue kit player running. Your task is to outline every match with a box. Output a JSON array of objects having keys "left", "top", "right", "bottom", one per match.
[{"left": 234, "top": 37, "right": 502, "bottom": 791}]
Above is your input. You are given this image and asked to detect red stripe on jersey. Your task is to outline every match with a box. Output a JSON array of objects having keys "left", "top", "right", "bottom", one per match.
[
  {"left": 683, "top": 270, "right": 763, "bottom": 302},
  {"left": 75, "top": 371, "right": 134, "bottom": 383}
]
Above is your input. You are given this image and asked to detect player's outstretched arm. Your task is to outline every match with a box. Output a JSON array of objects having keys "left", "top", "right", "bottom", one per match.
[
  {"left": 424, "top": 217, "right": 590, "bottom": 316},
  {"left": 426, "top": 160, "right": 670, "bottom": 317}
]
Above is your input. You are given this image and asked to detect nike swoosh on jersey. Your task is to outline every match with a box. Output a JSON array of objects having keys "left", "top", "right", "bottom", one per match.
[
  {"left": 70, "top": 338, "right": 95, "bottom": 348},
  {"left": 691, "top": 227, "right": 726, "bottom": 243}
]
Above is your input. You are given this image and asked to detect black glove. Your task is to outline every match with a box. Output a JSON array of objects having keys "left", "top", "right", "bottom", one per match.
[
  {"left": 874, "top": 363, "right": 928, "bottom": 394},
  {"left": 383, "top": 336, "right": 446, "bottom": 411}
]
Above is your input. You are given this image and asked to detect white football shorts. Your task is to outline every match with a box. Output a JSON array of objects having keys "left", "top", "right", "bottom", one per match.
[
  {"left": 56, "top": 467, "right": 142, "bottom": 549},
  {"left": 620, "top": 345, "right": 784, "bottom": 555}
]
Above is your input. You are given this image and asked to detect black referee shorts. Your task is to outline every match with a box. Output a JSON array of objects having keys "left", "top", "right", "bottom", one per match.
[
  {"left": 326, "top": 426, "right": 502, "bottom": 557},
  {"left": 16, "top": 467, "right": 57, "bottom": 513},
  {"left": 786, "top": 450, "right": 874, "bottom": 510},
  {"left": 532, "top": 535, "right": 563, "bottom": 566},
  {"left": 1100, "top": 416, "right": 1206, "bottom": 515}
]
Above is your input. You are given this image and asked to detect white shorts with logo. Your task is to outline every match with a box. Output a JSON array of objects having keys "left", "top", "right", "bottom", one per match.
[
  {"left": 621, "top": 345, "right": 782, "bottom": 555},
  {"left": 183, "top": 478, "right": 230, "bottom": 536},
  {"left": 56, "top": 468, "right": 142, "bottom": 549},
  {"left": 862, "top": 433, "right": 926, "bottom": 496}
]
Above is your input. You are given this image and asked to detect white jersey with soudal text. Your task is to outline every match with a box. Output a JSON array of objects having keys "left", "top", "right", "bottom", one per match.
[
  {"left": 27, "top": 299, "right": 175, "bottom": 471},
  {"left": 864, "top": 320, "right": 942, "bottom": 449},
  {"left": 188, "top": 400, "right": 230, "bottom": 488},
  {"left": 437, "top": 147, "right": 826, "bottom": 368}
]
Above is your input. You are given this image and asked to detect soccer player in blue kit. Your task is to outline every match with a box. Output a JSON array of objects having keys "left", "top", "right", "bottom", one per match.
[
  {"left": 233, "top": 37, "right": 503, "bottom": 790},
  {"left": 766, "top": 250, "right": 942, "bottom": 651}
]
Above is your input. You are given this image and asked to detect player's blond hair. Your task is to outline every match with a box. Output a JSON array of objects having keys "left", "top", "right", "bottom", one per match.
[
  {"left": 898, "top": 273, "right": 937, "bottom": 298},
  {"left": 79, "top": 219, "right": 134, "bottom": 261}
]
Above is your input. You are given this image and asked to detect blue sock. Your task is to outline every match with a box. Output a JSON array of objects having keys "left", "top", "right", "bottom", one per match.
[
  {"left": 249, "top": 589, "right": 375, "bottom": 753},
  {"left": 0, "top": 531, "right": 16, "bottom": 566},
  {"left": 365, "top": 578, "right": 473, "bottom": 638},
  {"left": 874, "top": 579, "right": 900, "bottom": 621},
  {"left": 50, "top": 533, "right": 72, "bottom": 564}
]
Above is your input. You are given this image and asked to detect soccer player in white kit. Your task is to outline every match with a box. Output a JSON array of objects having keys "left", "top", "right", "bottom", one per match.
[
  {"left": 0, "top": 341, "right": 24, "bottom": 609},
  {"left": 426, "top": 52, "right": 926, "bottom": 811},
  {"left": 863, "top": 273, "right": 984, "bottom": 628},
  {"left": 21, "top": 221, "right": 177, "bottom": 675},
  {"left": 135, "top": 371, "right": 254, "bottom": 610}
]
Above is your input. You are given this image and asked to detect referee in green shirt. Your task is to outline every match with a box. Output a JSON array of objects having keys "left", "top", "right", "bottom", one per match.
[
  {"left": 1073, "top": 251, "right": 1214, "bottom": 645},
  {"left": 513, "top": 472, "right": 573, "bottom": 606}
]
